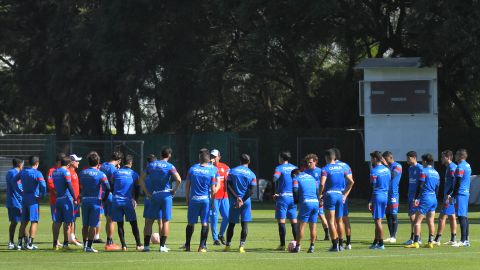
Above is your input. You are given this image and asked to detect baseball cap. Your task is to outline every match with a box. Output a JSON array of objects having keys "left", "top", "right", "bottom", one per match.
[
  {"left": 70, "top": 154, "right": 82, "bottom": 162},
  {"left": 210, "top": 149, "right": 220, "bottom": 157}
]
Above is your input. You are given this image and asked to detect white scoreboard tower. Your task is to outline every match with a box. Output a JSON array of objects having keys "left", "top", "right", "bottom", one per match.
[{"left": 355, "top": 57, "right": 438, "bottom": 162}]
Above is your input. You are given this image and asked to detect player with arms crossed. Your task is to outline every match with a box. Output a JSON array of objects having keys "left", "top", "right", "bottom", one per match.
[
  {"left": 209, "top": 149, "right": 230, "bottom": 246},
  {"left": 303, "top": 154, "right": 329, "bottom": 241},
  {"left": 140, "top": 147, "right": 181, "bottom": 252},
  {"left": 184, "top": 149, "right": 218, "bottom": 252},
  {"left": 291, "top": 169, "right": 319, "bottom": 253},
  {"left": 433, "top": 150, "right": 457, "bottom": 245},
  {"left": 79, "top": 152, "right": 111, "bottom": 253},
  {"left": 404, "top": 151, "right": 424, "bottom": 245},
  {"left": 368, "top": 151, "right": 390, "bottom": 250},
  {"left": 273, "top": 151, "right": 298, "bottom": 251},
  {"left": 320, "top": 149, "right": 354, "bottom": 252},
  {"left": 224, "top": 154, "right": 256, "bottom": 253},
  {"left": 382, "top": 151, "right": 402, "bottom": 243},
  {"left": 5, "top": 158, "right": 24, "bottom": 249},
  {"left": 67, "top": 154, "right": 83, "bottom": 246},
  {"left": 47, "top": 153, "right": 66, "bottom": 247},
  {"left": 405, "top": 153, "right": 439, "bottom": 249}
]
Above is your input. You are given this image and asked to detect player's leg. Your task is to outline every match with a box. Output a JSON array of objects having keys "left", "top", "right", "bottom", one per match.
[
  {"left": 448, "top": 214, "right": 457, "bottom": 243},
  {"left": 199, "top": 200, "right": 210, "bottom": 252},
  {"left": 143, "top": 218, "right": 154, "bottom": 251},
  {"left": 455, "top": 194, "right": 470, "bottom": 246},
  {"left": 389, "top": 198, "right": 399, "bottom": 242},
  {"left": 81, "top": 203, "right": 89, "bottom": 248},
  {"left": 276, "top": 198, "right": 288, "bottom": 249},
  {"left": 85, "top": 203, "right": 101, "bottom": 252},
  {"left": 239, "top": 201, "right": 251, "bottom": 252},
  {"left": 26, "top": 202, "right": 40, "bottom": 249},
  {"left": 210, "top": 199, "right": 220, "bottom": 244},
  {"left": 52, "top": 221, "right": 62, "bottom": 250},
  {"left": 318, "top": 211, "right": 329, "bottom": 241},
  {"left": 287, "top": 198, "right": 298, "bottom": 242},
  {"left": 342, "top": 199, "right": 350, "bottom": 248},
  {"left": 294, "top": 221, "right": 306, "bottom": 252},
  {"left": 434, "top": 213, "right": 447, "bottom": 244},
  {"left": 159, "top": 194, "right": 172, "bottom": 251},
  {"left": 224, "top": 198, "right": 236, "bottom": 251},
  {"left": 185, "top": 200, "right": 198, "bottom": 251},
  {"left": 218, "top": 198, "right": 230, "bottom": 244},
  {"left": 307, "top": 204, "right": 318, "bottom": 252},
  {"left": 426, "top": 210, "right": 436, "bottom": 247},
  {"left": 406, "top": 211, "right": 423, "bottom": 248}
]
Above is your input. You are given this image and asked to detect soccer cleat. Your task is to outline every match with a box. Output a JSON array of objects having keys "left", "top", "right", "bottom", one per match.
[
  {"left": 338, "top": 245, "right": 344, "bottom": 251},
  {"left": 70, "top": 240, "right": 83, "bottom": 247},
  {"left": 307, "top": 246, "right": 314, "bottom": 253},
  {"left": 328, "top": 246, "right": 339, "bottom": 252},
  {"left": 276, "top": 245, "right": 286, "bottom": 251},
  {"left": 213, "top": 240, "right": 221, "bottom": 246},
  {"left": 105, "top": 244, "right": 120, "bottom": 251},
  {"left": 239, "top": 246, "right": 246, "bottom": 253},
  {"left": 323, "top": 236, "right": 330, "bottom": 241},
  {"left": 7, "top": 242, "right": 15, "bottom": 250},
  {"left": 369, "top": 244, "right": 377, "bottom": 249},
  {"left": 136, "top": 245, "right": 144, "bottom": 252},
  {"left": 85, "top": 247, "right": 98, "bottom": 253},
  {"left": 160, "top": 246, "right": 169, "bottom": 253},
  {"left": 432, "top": 241, "right": 441, "bottom": 246},
  {"left": 389, "top": 238, "right": 396, "bottom": 243},
  {"left": 374, "top": 245, "right": 385, "bottom": 250},
  {"left": 183, "top": 245, "right": 191, "bottom": 252},
  {"left": 26, "top": 245, "right": 38, "bottom": 250},
  {"left": 223, "top": 245, "right": 231, "bottom": 252},
  {"left": 53, "top": 246, "right": 61, "bottom": 251},
  {"left": 423, "top": 243, "right": 434, "bottom": 249},
  {"left": 93, "top": 239, "right": 105, "bottom": 244},
  {"left": 404, "top": 242, "right": 420, "bottom": 248},
  {"left": 403, "top": 239, "right": 414, "bottom": 245},
  {"left": 218, "top": 235, "right": 226, "bottom": 245},
  {"left": 62, "top": 245, "right": 73, "bottom": 251},
  {"left": 384, "top": 238, "right": 391, "bottom": 243},
  {"left": 443, "top": 240, "right": 456, "bottom": 245},
  {"left": 453, "top": 241, "right": 470, "bottom": 247},
  {"left": 345, "top": 244, "right": 352, "bottom": 250},
  {"left": 121, "top": 246, "right": 128, "bottom": 251},
  {"left": 198, "top": 247, "right": 207, "bottom": 253},
  {"left": 143, "top": 246, "right": 151, "bottom": 252}
]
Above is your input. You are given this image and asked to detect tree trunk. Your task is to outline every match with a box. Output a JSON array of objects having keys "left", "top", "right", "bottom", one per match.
[{"left": 131, "top": 93, "right": 143, "bottom": 134}]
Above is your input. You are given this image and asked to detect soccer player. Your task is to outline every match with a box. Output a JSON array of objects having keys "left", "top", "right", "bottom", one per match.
[
  {"left": 140, "top": 148, "right": 181, "bottom": 252},
  {"left": 100, "top": 151, "right": 123, "bottom": 250},
  {"left": 273, "top": 151, "right": 298, "bottom": 251},
  {"left": 111, "top": 155, "right": 143, "bottom": 251},
  {"left": 52, "top": 157, "right": 78, "bottom": 250},
  {"left": 320, "top": 149, "right": 354, "bottom": 252},
  {"left": 382, "top": 151, "right": 402, "bottom": 243},
  {"left": 303, "top": 153, "right": 329, "bottom": 241},
  {"left": 184, "top": 149, "right": 218, "bottom": 252},
  {"left": 209, "top": 149, "right": 230, "bottom": 246},
  {"left": 291, "top": 169, "right": 319, "bottom": 253},
  {"left": 79, "top": 152, "right": 111, "bottom": 253},
  {"left": 405, "top": 153, "right": 439, "bottom": 249},
  {"left": 404, "top": 151, "right": 424, "bottom": 245},
  {"left": 368, "top": 151, "right": 391, "bottom": 250},
  {"left": 6, "top": 158, "right": 24, "bottom": 249},
  {"left": 67, "top": 154, "right": 83, "bottom": 246},
  {"left": 17, "top": 155, "right": 46, "bottom": 250},
  {"left": 433, "top": 150, "right": 457, "bottom": 245},
  {"left": 332, "top": 148, "right": 354, "bottom": 249},
  {"left": 449, "top": 149, "right": 472, "bottom": 247},
  {"left": 47, "top": 153, "right": 66, "bottom": 247}
]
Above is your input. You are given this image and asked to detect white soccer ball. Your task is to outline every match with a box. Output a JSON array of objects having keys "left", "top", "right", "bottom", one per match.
[
  {"left": 288, "top": 240, "right": 297, "bottom": 252},
  {"left": 151, "top": 233, "right": 160, "bottom": 244}
]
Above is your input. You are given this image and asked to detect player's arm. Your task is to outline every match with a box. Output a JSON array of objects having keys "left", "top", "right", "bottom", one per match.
[
  {"left": 47, "top": 172, "right": 56, "bottom": 195},
  {"left": 452, "top": 168, "right": 463, "bottom": 197},
  {"left": 184, "top": 176, "right": 191, "bottom": 206},
  {"left": 137, "top": 172, "right": 151, "bottom": 198},
  {"left": 292, "top": 179, "right": 299, "bottom": 205},
  {"left": 241, "top": 177, "right": 257, "bottom": 203},
  {"left": 37, "top": 173, "right": 47, "bottom": 198},
  {"left": 101, "top": 178, "right": 111, "bottom": 202},
  {"left": 414, "top": 174, "right": 425, "bottom": 201},
  {"left": 66, "top": 179, "right": 77, "bottom": 204},
  {"left": 171, "top": 171, "right": 182, "bottom": 196},
  {"left": 342, "top": 174, "right": 354, "bottom": 199},
  {"left": 319, "top": 175, "right": 326, "bottom": 199},
  {"left": 272, "top": 169, "right": 281, "bottom": 200},
  {"left": 133, "top": 174, "right": 140, "bottom": 202},
  {"left": 226, "top": 174, "right": 238, "bottom": 199},
  {"left": 368, "top": 173, "right": 376, "bottom": 211}
]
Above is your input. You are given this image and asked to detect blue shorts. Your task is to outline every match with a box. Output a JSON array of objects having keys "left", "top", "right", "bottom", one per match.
[
  {"left": 440, "top": 198, "right": 455, "bottom": 216},
  {"left": 298, "top": 201, "right": 319, "bottom": 223},
  {"left": 343, "top": 199, "right": 349, "bottom": 217},
  {"left": 112, "top": 200, "right": 137, "bottom": 222},
  {"left": 147, "top": 192, "right": 173, "bottom": 221},
  {"left": 82, "top": 202, "right": 102, "bottom": 227},
  {"left": 275, "top": 196, "right": 297, "bottom": 220},
  {"left": 188, "top": 199, "right": 209, "bottom": 224},
  {"left": 8, "top": 207, "right": 22, "bottom": 223},
  {"left": 324, "top": 192, "right": 344, "bottom": 219},
  {"left": 22, "top": 200, "right": 40, "bottom": 222},
  {"left": 456, "top": 193, "right": 469, "bottom": 217},
  {"left": 50, "top": 204, "right": 57, "bottom": 222},
  {"left": 74, "top": 204, "right": 80, "bottom": 218},
  {"left": 55, "top": 198, "right": 75, "bottom": 223},
  {"left": 386, "top": 194, "right": 399, "bottom": 215},
  {"left": 318, "top": 206, "right": 324, "bottom": 216},
  {"left": 408, "top": 195, "right": 418, "bottom": 214},
  {"left": 229, "top": 198, "right": 252, "bottom": 223},
  {"left": 417, "top": 196, "right": 437, "bottom": 215},
  {"left": 372, "top": 195, "right": 387, "bottom": 219}
]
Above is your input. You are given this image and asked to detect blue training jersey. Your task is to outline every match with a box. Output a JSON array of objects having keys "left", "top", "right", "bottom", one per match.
[
  {"left": 419, "top": 166, "right": 440, "bottom": 197},
  {"left": 293, "top": 172, "right": 318, "bottom": 201},
  {"left": 187, "top": 163, "right": 217, "bottom": 200},
  {"left": 6, "top": 168, "right": 23, "bottom": 208},
  {"left": 336, "top": 160, "right": 352, "bottom": 191},
  {"left": 52, "top": 167, "right": 72, "bottom": 199},
  {"left": 408, "top": 163, "right": 423, "bottom": 197},
  {"left": 370, "top": 164, "right": 391, "bottom": 196},
  {"left": 322, "top": 163, "right": 348, "bottom": 192},
  {"left": 16, "top": 167, "right": 46, "bottom": 199},
  {"left": 79, "top": 167, "right": 110, "bottom": 203},
  {"left": 227, "top": 165, "right": 257, "bottom": 198},
  {"left": 112, "top": 167, "right": 139, "bottom": 202},
  {"left": 146, "top": 160, "right": 177, "bottom": 192},
  {"left": 274, "top": 163, "right": 298, "bottom": 194},
  {"left": 444, "top": 162, "right": 457, "bottom": 197},
  {"left": 455, "top": 160, "right": 472, "bottom": 195},
  {"left": 304, "top": 167, "right": 322, "bottom": 188},
  {"left": 100, "top": 162, "right": 117, "bottom": 181},
  {"left": 389, "top": 162, "right": 402, "bottom": 196}
]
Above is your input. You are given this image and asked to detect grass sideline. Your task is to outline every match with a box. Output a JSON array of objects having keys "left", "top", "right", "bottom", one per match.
[{"left": 0, "top": 200, "right": 478, "bottom": 270}]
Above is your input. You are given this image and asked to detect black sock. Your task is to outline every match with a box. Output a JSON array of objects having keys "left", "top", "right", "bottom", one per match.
[
  {"left": 240, "top": 222, "right": 248, "bottom": 243},
  {"left": 428, "top": 234, "right": 434, "bottom": 243},
  {"left": 185, "top": 225, "right": 194, "bottom": 247},
  {"left": 434, "top": 234, "right": 441, "bottom": 242},
  {"left": 386, "top": 214, "right": 393, "bottom": 237},
  {"left": 144, "top": 235, "right": 151, "bottom": 247},
  {"left": 466, "top": 218, "right": 469, "bottom": 241},
  {"left": 372, "top": 239, "right": 378, "bottom": 245},
  {"left": 226, "top": 223, "right": 235, "bottom": 245},
  {"left": 63, "top": 240, "right": 69, "bottom": 246},
  {"left": 451, "top": 233, "right": 456, "bottom": 242},
  {"left": 379, "top": 239, "right": 384, "bottom": 246},
  {"left": 117, "top": 222, "right": 126, "bottom": 247},
  {"left": 310, "top": 242, "right": 314, "bottom": 247},
  {"left": 410, "top": 232, "right": 414, "bottom": 240},
  {"left": 346, "top": 235, "right": 351, "bottom": 245},
  {"left": 291, "top": 223, "right": 297, "bottom": 241},
  {"left": 392, "top": 214, "right": 398, "bottom": 237},
  {"left": 87, "top": 239, "right": 93, "bottom": 248},
  {"left": 129, "top": 221, "right": 142, "bottom": 246},
  {"left": 200, "top": 225, "right": 209, "bottom": 247},
  {"left": 459, "top": 216, "right": 467, "bottom": 242},
  {"left": 413, "top": 235, "right": 419, "bottom": 243},
  {"left": 53, "top": 240, "right": 57, "bottom": 247},
  {"left": 324, "top": 227, "right": 329, "bottom": 238},
  {"left": 160, "top": 236, "right": 167, "bottom": 247},
  {"left": 278, "top": 223, "right": 286, "bottom": 246},
  {"left": 18, "top": 237, "right": 23, "bottom": 246},
  {"left": 28, "top": 237, "right": 34, "bottom": 246},
  {"left": 332, "top": 238, "right": 338, "bottom": 248},
  {"left": 339, "top": 238, "right": 343, "bottom": 247},
  {"left": 107, "top": 237, "right": 113, "bottom": 245}
]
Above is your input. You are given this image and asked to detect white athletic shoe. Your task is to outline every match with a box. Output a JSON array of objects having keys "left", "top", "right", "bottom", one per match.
[
  {"left": 345, "top": 244, "right": 352, "bottom": 250},
  {"left": 160, "top": 246, "right": 169, "bottom": 252},
  {"left": 389, "top": 238, "right": 396, "bottom": 243},
  {"left": 443, "top": 240, "right": 456, "bottom": 245},
  {"left": 143, "top": 246, "right": 151, "bottom": 252},
  {"left": 403, "top": 239, "right": 414, "bottom": 245},
  {"left": 452, "top": 241, "right": 470, "bottom": 247},
  {"left": 85, "top": 247, "right": 98, "bottom": 253},
  {"left": 26, "top": 245, "right": 38, "bottom": 250},
  {"left": 7, "top": 242, "right": 15, "bottom": 250},
  {"left": 384, "top": 238, "right": 391, "bottom": 243},
  {"left": 432, "top": 241, "right": 441, "bottom": 246}
]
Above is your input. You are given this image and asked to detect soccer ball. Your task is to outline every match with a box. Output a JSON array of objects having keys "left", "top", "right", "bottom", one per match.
[
  {"left": 288, "top": 241, "right": 297, "bottom": 252},
  {"left": 151, "top": 233, "right": 160, "bottom": 244}
]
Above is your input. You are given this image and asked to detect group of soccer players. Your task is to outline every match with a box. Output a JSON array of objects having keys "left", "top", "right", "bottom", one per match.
[{"left": 3, "top": 146, "right": 473, "bottom": 253}]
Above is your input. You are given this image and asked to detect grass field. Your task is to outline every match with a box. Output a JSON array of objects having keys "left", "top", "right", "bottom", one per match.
[{"left": 0, "top": 199, "right": 478, "bottom": 270}]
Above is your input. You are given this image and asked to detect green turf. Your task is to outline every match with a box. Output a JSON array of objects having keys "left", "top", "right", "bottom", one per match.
[{"left": 0, "top": 200, "right": 478, "bottom": 270}]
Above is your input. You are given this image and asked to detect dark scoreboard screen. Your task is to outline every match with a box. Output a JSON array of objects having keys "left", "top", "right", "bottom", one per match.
[{"left": 370, "top": 80, "right": 430, "bottom": 114}]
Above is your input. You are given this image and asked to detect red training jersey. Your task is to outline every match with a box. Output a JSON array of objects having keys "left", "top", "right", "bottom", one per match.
[
  {"left": 47, "top": 166, "right": 59, "bottom": 205},
  {"left": 214, "top": 162, "right": 230, "bottom": 199},
  {"left": 68, "top": 167, "right": 80, "bottom": 200}
]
